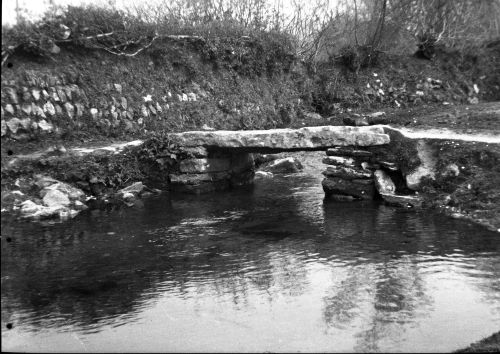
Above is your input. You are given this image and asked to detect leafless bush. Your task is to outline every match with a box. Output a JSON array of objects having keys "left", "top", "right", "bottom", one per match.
[{"left": 3, "top": 0, "right": 499, "bottom": 67}]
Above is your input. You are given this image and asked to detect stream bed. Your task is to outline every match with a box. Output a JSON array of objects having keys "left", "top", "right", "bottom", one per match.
[{"left": 2, "top": 152, "right": 499, "bottom": 352}]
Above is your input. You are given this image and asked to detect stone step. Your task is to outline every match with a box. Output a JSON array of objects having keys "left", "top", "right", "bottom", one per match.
[
  {"left": 322, "top": 166, "right": 373, "bottom": 180},
  {"left": 322, "top": 156, "right": 356, "bottom": 167},
  {"left": 326, "top": 147, "right": 373, "bottom": 158},
  {"left": 322, "top": 177, "right": 375, "bottom": 200},
  {"left": 380, "top": 193, "right": 423, "bottom": 208}
]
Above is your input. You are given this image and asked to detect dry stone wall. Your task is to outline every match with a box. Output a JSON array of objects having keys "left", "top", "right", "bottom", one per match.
[{"left": 0, "top": 68, "right": 201, "bottom": 141}]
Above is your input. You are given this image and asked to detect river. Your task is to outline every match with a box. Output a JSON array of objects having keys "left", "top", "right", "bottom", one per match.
[{"left": 2, "top": 152, "right": 499, "bottom": 352}]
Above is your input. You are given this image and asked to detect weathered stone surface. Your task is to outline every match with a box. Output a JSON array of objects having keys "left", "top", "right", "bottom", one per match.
[
  {"left": 170, "top": 172, "right": 229, "bottom": 185},
  {"left": 322, "top": 177, "right": 375, "bottom": 199},
  {"left": 255, "top": 171, "right": 273, "bottom": 178},
  {"left": 254, "top": 153, "right": 280, "bottom": 166},
  {"left": 6, "top": 118, "right": 21, "bottom": 134},
  {"left": 43, "top": 189, "right": 71, "bottom": 208},
  {"left": 351, "top": 178, "right": 374, "bottom": 185},
  {"left": 260, "top": 157, "right": 303, "bottom": 174},
  {"left": 182, "top": 146, "right": 209, "bottom": 157},
  {"left": 56, "top": 87, "right": 67, "bottom": 102},
  {"left": 180, "top": 158, "right": 231, "bottom": 173},
  {"left": 169, "top": 126, "right": 390, "bottom": 150},
  {"left": 1, "top": 190, "right": 29, "bottom": 206},
  {"left": 42, "top": 182, "right": 85, "bottom": 201},
  {"left": 118, "top": 182, "right": 145, "bottom": 196},
  {"left": 121, "top": 97, "right": 128, "bottom": 110},
  {"left": 5, "top": 87, "right": 19, "bottom": 104},
  {"left": 405, "top": 140, "right": 436, "bottom": 190},
  {"left": 1, "top": 120, "right": 7, "bottom": 136},
  {"left": 20, "top": 200, "right": 65, "bottom": 219},
  {"left": 35, "top": 175, "right": 60, "bottom": 188},
  {"left": 32, "top": 104, "right": 46, "bottom": 118},
  {"left": 90, "top": 108, "right": 99, "bottom": 119},
  {"left": 441, "top": 163, "right": 460, "bottom": 177},
  {"left": 5, "top": 104, "right": 15, "bottom": 115},
  {"left": 379, "top": 161, "right": 399, "bottom": 171},
  {"left": 21, "top": 104, "right": 32, "bottom": 115},
  {"left": 343, "top": 115, "right": 369, "bottom": 126},
  {"left": 322, "top": 166, "right": 372, "bottom": 180},
  {"left": 304, "top": 112, "right": 322, "bottom": 120},
  {"left": 75, "top": 103, "right": 84, "bottom": 117},
  {"left": 43, "top": 102, "right": 56, "bottom": 116},
  {"left": 19, "top": 118, "right": 31, "bottom": 130},
  {"left": 32, "top": 89, "right": 41, "bottom": 101},
  {"left": 64, "top": 102, "right": 74, "bottom": 118},
  {"left": 374, "top": 169, "right": 396, "bottom": 194},
  {"left": 326, "top": 147, "right": 372, "bottom": 158},
  {"left": 64, "top": 86, "right": 72, "bottom": 100},
  {"left": 322, "top": 156, "right": 356, "bottom": 167},
  {"left": 366, "top": 111, "right": 389, "bottom": 125},
  {"left": 37, "top": 119, "right": 54, "bottom": 132},
  {"left": 380, "top": 193, "right": 422, "bottom": 208}
]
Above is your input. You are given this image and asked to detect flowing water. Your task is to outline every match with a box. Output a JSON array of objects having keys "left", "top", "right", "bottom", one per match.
[{"left": 2, "top": 152, "right": 500, "bottom": 352}]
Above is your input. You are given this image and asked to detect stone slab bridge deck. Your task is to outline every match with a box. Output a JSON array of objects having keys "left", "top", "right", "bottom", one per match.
[
  {"left": 166, "top": 125, "right": 391, "bottom": 193},
  {"left": 165, "top": 125, "right": 500, "bottom": 197},
  {"left": 168, "top": 125, "right": 390, "bottom": 152}
]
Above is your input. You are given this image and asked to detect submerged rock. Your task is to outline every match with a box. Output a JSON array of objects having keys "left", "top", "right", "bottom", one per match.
[
  {"left": 253, "top": 153, "right": 280, "bottom": 167},
  {"left": 260, "top": 157, "right": 303, "bottom": 174}
]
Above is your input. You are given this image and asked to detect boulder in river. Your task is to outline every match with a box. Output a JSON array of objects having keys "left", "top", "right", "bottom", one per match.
[
  {"left": 374, "top": 170, "right": 396, "bottom": 195},
  {"left": 260, "top": 157, "right": 303, "bottom": 174},
  {"left": 43, "top": 189, "right": 71, "bottom": 208}
]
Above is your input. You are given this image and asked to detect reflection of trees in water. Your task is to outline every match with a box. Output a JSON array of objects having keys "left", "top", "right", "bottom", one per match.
[
  {"left": 2, "top": 176, "right": 499, "bottom": 336},
  {"left": 353, "top": 258, "right": 433, "bottom": 352},
  {"left": 321, "top": 255, "right": 433, "bottom": 351},
  {"left": 323, "top": 265, "right": 374, "bottom": 328},
  {"left": 320, "top": 201, "right": 500, "bottom": 351}
]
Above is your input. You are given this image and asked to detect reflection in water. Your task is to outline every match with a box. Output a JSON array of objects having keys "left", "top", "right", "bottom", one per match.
[{"left": 2, "top": 152, "right": 500, "bottom": 352}]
